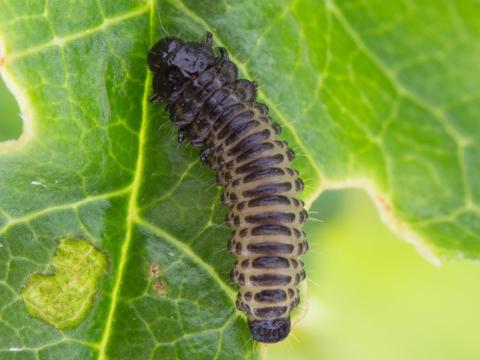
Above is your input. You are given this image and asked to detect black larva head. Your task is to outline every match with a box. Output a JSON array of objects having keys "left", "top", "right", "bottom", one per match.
[
  {"left": 148, "top": 32, "right": 216, "bottom": 102},
  {"left": 248, "top": 317, "right": 291, "bottom": 343}
]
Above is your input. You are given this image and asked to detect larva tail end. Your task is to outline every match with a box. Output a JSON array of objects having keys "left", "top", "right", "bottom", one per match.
[{"left": 248, "top": 317, "right": 290, "bottom": 343}]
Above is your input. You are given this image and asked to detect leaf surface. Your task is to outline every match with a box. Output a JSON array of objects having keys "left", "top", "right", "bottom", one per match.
[{"left": 0, "top": 0, "right": 478, "bottom": 359}]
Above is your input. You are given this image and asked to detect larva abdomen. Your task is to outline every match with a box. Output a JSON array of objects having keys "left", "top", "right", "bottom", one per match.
[{"left": 148, "top": 32, "right": 308, "bottom": 343}]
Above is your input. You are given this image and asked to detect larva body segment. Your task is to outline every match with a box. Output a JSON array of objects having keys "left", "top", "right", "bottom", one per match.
[{"left": 148, "top": 32, "right": 308, "bottom": 343}]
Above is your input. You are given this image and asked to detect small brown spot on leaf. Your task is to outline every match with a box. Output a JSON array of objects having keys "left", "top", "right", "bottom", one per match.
[
  {"left": 153, "top": 280, "right": 167, "bottom": 295},
  {"left": 149, "top": 263, "right": 160, "bottom": 278}
]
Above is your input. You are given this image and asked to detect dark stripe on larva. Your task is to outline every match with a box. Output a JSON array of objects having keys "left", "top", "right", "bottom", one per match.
[
  {"left": 245, "top": 212, "right": 296, "bottom": 224},
  {"left": 242, "top": 182, "right": 293, "bottom": 198},
  {"left": 237, "top": 143, "right": 275, "bottom": 163},
  {"left": 247, "top": 195, "right": 291, "bottom": 207},
  {"left": 250, "top": 275, "right": 292, "bottom": 286},
  {"left": 235, "top": 154, "right": 284, "bottom": 174},
  {"left": 254, "top": 306, "right": 288, "bottom": 318},
  {"left": 217, "top": 111, "right": 255, "bottom": 139},
  {"left": 247, "top": 242, "right": 294, "bottom": 255},
  {"left": 254, "top": 289, "right": 288, "bottom": 303},
  {"left": 252, "top": 256, "right": 290, "bottom": 269},
  {"left": 227, "top": 129, "right": 271, "bottom": 156},
  {"left": 212, "top": 104, "right": 245, "bottom": 131},
  {"left": 243, "top": 168, "right": 285, "bottom": 183},
  {"left": 225, "top": 120, "right": 260, "bottom": 146},
  {"left": 251, "top": 224, "right": 292, "bottom": 236}
]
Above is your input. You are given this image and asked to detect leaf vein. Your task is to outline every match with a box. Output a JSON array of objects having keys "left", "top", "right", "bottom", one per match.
[
  {"left": 0, "top": 186, "right": 131, "bottom": 236},
  {"left": 5, "top": 5, "right": 150, "bottom": 63}
]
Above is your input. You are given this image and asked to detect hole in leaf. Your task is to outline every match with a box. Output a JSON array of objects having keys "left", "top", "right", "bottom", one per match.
[{"left": 0, "top": 74, "right": 22, "bottom": 142}]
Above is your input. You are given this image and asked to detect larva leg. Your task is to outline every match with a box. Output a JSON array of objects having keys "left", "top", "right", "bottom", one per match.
[
  {"left": 177, "top": 128, "right": 186, "bottom": 143},
  {"left": 148, "top": 93, "right": 162, "bottom": 104},
  {"left": 218, "top": 47, "right": 229, "bottom": 61},
  {"left": 200, "top": 148, "right": 212, "bottom": 166},
  {"left": 204, "top": 32, "right": 213, "bottom": 47}
]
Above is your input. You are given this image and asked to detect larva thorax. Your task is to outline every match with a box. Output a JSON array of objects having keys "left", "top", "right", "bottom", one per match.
[{"left": 148, "top": 32, "right": 308, "bottom": 343}]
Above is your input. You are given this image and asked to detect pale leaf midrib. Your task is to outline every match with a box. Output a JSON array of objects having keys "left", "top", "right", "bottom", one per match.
[{"left": 96, "top": 1, "right": 154, "bottom": 358}]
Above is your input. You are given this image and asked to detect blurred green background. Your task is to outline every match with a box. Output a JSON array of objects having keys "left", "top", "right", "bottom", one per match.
[
  {"left": 1, "top": 77, "right": 480, "bottom": 360},
  {"left": 267, "top": 190, "right": 480, "bottom": 360}
]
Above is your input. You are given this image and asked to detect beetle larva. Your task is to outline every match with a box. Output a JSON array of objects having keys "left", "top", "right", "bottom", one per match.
[{"left": 148, "top": 32, "right": 308, "bottom": 343}]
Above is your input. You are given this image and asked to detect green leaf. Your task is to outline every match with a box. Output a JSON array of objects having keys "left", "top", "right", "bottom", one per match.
[{"left": 0, "top": 0, "right": 478, "bottom": 359}]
